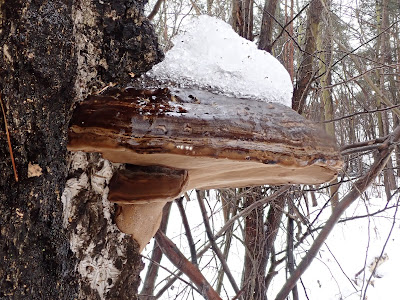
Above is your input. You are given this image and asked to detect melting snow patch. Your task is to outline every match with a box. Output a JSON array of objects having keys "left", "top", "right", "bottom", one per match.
[{"left": 148, "top": 15, "right": 293, "bottom": 106}]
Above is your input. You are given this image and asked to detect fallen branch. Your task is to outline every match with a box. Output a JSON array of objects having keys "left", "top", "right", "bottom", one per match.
[
  {"left": 155, "top": 230, "right": 222, "bottom": 300},
  {"left": 275, "top": 125, "right": 400, "bottom": 300}
]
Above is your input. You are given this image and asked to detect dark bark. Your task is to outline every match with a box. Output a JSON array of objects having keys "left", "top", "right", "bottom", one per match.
[
  {"left": 258, "top": 0, "right": 279, "bottom": 53},
  {"left": 0, "top": 1, "right": 78, "bottom": 298},
  {"left": 231, "top": 0, "right": 253, "bottom": 40},
  {"left": 286, "top": 200, "right": 299, "bottom": 300},
  {"left": 0, "top": 0, "right": 162, "bottom": 299},
  {"left": 291, "top": 0, "right": 323, "bottom": 113},
  {"left": 242, "top": 188, "right": 268, "bottom": 300}
]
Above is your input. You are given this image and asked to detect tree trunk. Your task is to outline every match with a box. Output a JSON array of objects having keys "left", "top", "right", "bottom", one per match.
[
  {"left": 258, "top": 0, "right": 279, "bottom": 53},
  {"left": 283, "top": 0, "right": 294, "bottom": 79},
  {"left": 377, "top": 0, "right": 396, "bottom": 199},
  {"left": 286, "top": 200, "right": 299, "bottom": 300},
  {"left": 241, "top": 188, "right": 287, "bottom": 300},
  {"left": 0, "top": 1, "right": 162, "bottom": 299},
  {"left": 242, "top": 188, "right": 268, "bottom": 300},
  {"left": 292, "top": 0, "right": 323, "bottom": 113},
  {"left": 317, "top": 0, "right": 340, "bottom": 209},
  {"left": 231, "top": 0, "right": 253, "bottom": 40}
]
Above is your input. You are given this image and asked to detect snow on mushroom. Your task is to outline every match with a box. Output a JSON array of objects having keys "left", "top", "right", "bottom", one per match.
[
  {"left": 147, "top": 15, "right": 293, "bottom": 106},
  {"left": 67, "top": 16, "right": 340, "bottom": 252},
  {"left": 68, "top": 86, "right": 342, "bottom": 251}
]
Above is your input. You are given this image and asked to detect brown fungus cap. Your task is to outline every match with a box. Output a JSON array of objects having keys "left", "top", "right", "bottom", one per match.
[
  {"left": 68, "top": 86, "right": 342, "bottom": 203},
  {"left": 68, "top": 86, "right": 343, "bottom": 252}
]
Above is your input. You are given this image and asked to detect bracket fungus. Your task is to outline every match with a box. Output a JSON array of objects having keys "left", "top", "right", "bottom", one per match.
[{"left": 68, "top": 86, "right": 342, "bottom": 251}]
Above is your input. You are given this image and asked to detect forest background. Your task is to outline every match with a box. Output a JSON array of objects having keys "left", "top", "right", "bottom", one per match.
[{"left": 138, "top": 0, "right": 400, "bottom": 299}]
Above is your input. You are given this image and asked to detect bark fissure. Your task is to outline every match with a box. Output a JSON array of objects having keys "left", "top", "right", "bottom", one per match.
[{"left": 0, "top": 0, "right": 163, "bottom": 299}]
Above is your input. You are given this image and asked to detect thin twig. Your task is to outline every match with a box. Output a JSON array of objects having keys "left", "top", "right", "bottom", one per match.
[
  {"left": 340, "top": 136, "right": 387, "bottom": 152},
  {"left": 141, "top": 254, "right": 199, "bottom": 294},
  {"left": 324, "top": 104, "right": 400, "bottom": 124},
  {"left": 363, "top": 197, "right": 400, "bottom": 299},
  {"left": 330, "top": 19, "right": 400, "bottom": 70},
  {"left": 265, "top": 247, "right": 285, "bottom": 290},
  {"left": 341, "top": 144, "right": 384, "bottom": 156},
  {"left": 155, "top": 186, "right": 291, "bottom": 297},
  {"left": 196, "top": 190, "right": 241, "bottom": 297},
  {"left": 325, "top": 244, "right": 358, "bottom": 291},
  {"left": 274, "top": 125, "right": 400, "bottom": 300},
  {"left": 155, "top": 231, "right": 222, "bottom": 300},
  {"left": 177, "top": 196, "right": 198, "bottom": 266},
  {"left": 270, "top": 2, "right": 310, "bottom": 50},
  {"left": 214, "top": 186, "right": 291, "bottom": 242},
  {"left": 0, "top": 94, "right": 18, "bottom": 182}
]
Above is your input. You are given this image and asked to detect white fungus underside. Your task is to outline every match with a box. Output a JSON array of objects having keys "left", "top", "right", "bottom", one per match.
[{"left": 148, "top": 15, "right": 293, "bottom": 106}]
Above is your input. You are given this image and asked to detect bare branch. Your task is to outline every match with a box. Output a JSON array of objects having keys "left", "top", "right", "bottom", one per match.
[
  {"left": 141, "top": 202, "right": 172, "bottom": 296},
  {"left": 324, "top": 104, "right": 400, "bottom": 124},
  {"left": 148, "top": 0, "right": 164, "bottom": 21},
  {"left": 154, "top": 186, "right": 290, "bottom": 297},
  {"left": 214, "top": 186, "right": 291, "bottom": 242},
  {"left": 363, "top": 197, "right": 400, "bottom": 298},
  {"left": 154, "top": 231, "right": 222, "bottom": 300},
  {"left": 275, "top": 125, "right": 400, "bottom": 300},
  {"left": 176, "top": 196, "right": 198, "bottom": 266},
  {"left": 197, "top": 190, "right": 241, "bottom": 297},
  {"left": 335, "top": 38, "right": 400, "bottom": 118}
]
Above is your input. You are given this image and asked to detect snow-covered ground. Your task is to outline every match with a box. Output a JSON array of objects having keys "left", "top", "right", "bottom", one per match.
[
  {"left": 296, "top": 188, "right": 400, "bottom": 300},
  {"left": 141, "top": 186, "right": 400, "bottom": 300}
]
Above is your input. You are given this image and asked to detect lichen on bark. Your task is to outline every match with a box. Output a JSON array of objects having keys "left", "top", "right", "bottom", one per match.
[
  {"left": 63, "top": 152, "right": 144, "bottom": 300},
  {"left": 0, "top": 0, "right": 162, "bottom": 299}
]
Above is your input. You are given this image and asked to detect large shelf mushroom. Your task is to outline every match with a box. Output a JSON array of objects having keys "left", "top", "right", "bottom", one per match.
[{"left": 68, "top": 86, "right": 342, "bottom": 251}]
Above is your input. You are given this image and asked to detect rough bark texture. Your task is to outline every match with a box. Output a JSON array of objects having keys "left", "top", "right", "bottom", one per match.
[
  {"left": 242, "top": 188, "right": 268, "bottom": 300},
  {"left": 292, "top": 0, "right": 323, "bottom": 113},
  {"left": 258, "top": 0, "right": 279, "bottom": 53},
  {"left": 0, "top": 1, "right": 78, "bottom": 298},
  {"left": 232, "top": 0, "right": 254, "bottom": 40},
  {"left": 0, "top": 0, "right": 162, "bottom": 299}
]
